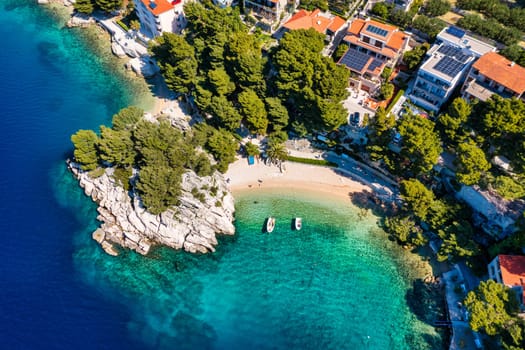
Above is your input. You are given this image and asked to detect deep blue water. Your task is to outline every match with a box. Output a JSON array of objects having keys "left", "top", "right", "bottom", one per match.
[
  {"left": 0, "top": 2, "right": 147, "bottom": 348},
  {"left": 0, "top": 2, "right": 442, "bottom": 349}
]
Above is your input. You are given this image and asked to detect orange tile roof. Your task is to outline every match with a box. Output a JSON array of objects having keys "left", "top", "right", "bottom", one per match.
[
  {"left": 389, "top": 31, "right": 409, "bottom": 51},
  {"left": 140, "top": 0, "right": 175, "bottom": 16},
  {"left": 345, "top": 18, "right": 409, "bottom": 54},
  {"left": 328, "top": 16, "right": 346, "bottom": 33},
  {"left": 498, "top": 255, "right": 525, "bottom": 303},
  {"left": 347, "top": 19, "right": 366, "bottom": 36},
  {"left": 473, "top": 52, "right": 525, "bottom": 95},
  {"left": 283, "top": 9, "right": 346, "bottom": 34},
  {"left": 343, "top": 35, "right": 396, "bottom": 58}
]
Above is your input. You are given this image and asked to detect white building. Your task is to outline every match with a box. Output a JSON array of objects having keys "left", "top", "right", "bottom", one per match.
[
  {"left": 134, "top": 0, "right": 186, "bottom": 38},
  {"left": 435, "top": 26, "right": 496, "bottom": 58},
  {"left": 408, "top": 27, "right": 495, "bottom": 113}
]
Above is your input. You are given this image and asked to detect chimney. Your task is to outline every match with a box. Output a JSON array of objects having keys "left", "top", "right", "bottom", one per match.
[
  {"left": 510, "top": 61, "right": 516, "bottom": 67},
  {"left": 317, "top": 20, "right": 321, "bottom": 25}
]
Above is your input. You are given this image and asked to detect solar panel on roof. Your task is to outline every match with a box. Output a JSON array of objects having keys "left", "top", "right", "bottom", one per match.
[
  {"left": 437, "top": 45, "right": 470, "bottom": 63},
  {"left": 339, "top": 48, "right": 371, "bottom": 72},
  {"left": 366, "top": 24, "right": 388, "bottom": 37},
  {"left": 368, "top": 59, "right": 383, "bottom": 72},
  {"left": 434, "top": 56, "right": 465, "bottom": 78},
  {"left": 446, "top": 26, "right": 465, "bottom": 39}
]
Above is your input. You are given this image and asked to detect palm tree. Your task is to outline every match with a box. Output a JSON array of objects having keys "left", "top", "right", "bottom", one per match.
[{"left": 266, "top": 140, "right": 287, "bottom": 172}]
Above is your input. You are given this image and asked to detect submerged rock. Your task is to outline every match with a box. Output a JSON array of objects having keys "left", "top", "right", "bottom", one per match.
[{"left": 69, "top": 163, "right": 235, "bottom": 256}]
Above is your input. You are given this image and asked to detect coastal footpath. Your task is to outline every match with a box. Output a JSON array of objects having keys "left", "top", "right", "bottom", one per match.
[{"left": 69, "top": 162, "right": 235, "bottom": 256}]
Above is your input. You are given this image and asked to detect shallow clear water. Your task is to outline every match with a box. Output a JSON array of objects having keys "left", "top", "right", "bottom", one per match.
[
  {"left": 0, "top": 2, "right": 442, "bottom": 349},
  {"left": 57, "top": 186, "right": 442, "bottom": 349}
]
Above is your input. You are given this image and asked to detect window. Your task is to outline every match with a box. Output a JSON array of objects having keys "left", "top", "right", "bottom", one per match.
[{"left": 362, "top": 36, "right": 370, "bottom": 44}]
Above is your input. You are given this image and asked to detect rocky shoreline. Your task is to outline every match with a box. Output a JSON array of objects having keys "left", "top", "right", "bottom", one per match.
[{"left": 69, "top": 162, "right": 236, "bottom": 256}]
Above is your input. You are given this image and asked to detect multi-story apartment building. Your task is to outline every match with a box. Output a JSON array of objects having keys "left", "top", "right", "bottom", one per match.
[
  {"left": 461, "top": 52, "right": 525, "bottom": 102},
  {"left": 243, "top": 0, "right": 293, "bottom": 32},
  {"left": 337, "top": 18, "right": 410, "bottom": 93},
  {"left": 408, "top": 44, "right": 476, "bottom": 113},
  {"left": 134, "top": 0, "right": 186, "bottom": 38},
  {"left": 408, "top": 27, "right": 495, "bottom": 113}
]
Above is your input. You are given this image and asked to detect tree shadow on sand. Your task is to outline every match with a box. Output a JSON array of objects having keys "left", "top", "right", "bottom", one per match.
[{"left": 349, "top": 189, "right": 400, "bottom": 218}]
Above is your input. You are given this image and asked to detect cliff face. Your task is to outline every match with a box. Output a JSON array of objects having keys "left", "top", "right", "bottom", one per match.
[{"left": 69, "top": 164, "right": 235, "bottom": 256}]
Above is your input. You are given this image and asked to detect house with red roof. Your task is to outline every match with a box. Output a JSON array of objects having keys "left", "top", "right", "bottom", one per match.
[
  {"left": 488, "top": 255, "right": 525, "bottom": 308},
  {"left": 461, "top": 52, "right": 525, "bottom": 103},
  {"left": 134, "top": 0, "right": 186, "bottom": 38},
  {"left": 337, "top": 18, "right": 410, "bottom": 94},
  {"left": 275, "top": 9, "right": 347, "bottom": 48}
]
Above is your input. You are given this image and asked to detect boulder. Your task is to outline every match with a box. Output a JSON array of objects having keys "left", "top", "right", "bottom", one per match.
[
  {"left": 111, "top": 42, "right": 127, "bottom": 57},
  {"left": 129, "top": 56, "right": 160, "bottom": 78}
]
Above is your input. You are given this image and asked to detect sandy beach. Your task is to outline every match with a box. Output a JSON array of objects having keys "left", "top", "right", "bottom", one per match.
[{"left": 225, "top": 157, "right": 370, "bottom": 202}]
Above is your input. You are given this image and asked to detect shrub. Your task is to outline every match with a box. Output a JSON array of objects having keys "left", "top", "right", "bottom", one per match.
[
  {"left": 285, "top": 155, "right": 337, "bottom": 167},
  {"left": 116, "top": 20, "right": 129, "bottom": 32},
  {"left": 379, "top": 83, "right": 395, "bottom": 100},
  {"left": 493, "top": 176, "right": 525, "bottom": 200},
  {"left": 113, "top": 166, "right": 132, "bottom": 191},
  {"left": 386, "top": 89, "right": 405, "bottom": 113},
  {"left": 88, "top": 167, "right": 105, "bottom": 178}
]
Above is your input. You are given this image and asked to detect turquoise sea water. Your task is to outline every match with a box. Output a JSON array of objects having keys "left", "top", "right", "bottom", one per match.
[
  {"left": 0, "top": 2, "right": 442, "bottom": 349},
  {"left": 56, "top": 182, "right": 443, "bottom": 349}
]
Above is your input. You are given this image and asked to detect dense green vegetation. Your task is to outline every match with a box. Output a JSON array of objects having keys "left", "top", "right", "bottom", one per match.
[
  {"left": 422, "top": 0, "right": 450, "bottom": 17},
  {"left": 74, "top": 0, "right": 122, "bottom": 14},
  {"left": 379, "top": 82, "right": 394, "bottom": 100},
  {"left": 500, "top": 45, "right": 525, "bottom": 68},
  {"left": 457, "top": 0, "right": 525, "bottom": 33},
  {"left": 300, "top": 0, "right": 329, "bottom": 11},
  {"left": 456, "top": 14, "right": 521, "bottom": 46},
  {"left": 436, "top": 96, "right": 525, "bottom": 194},
  {"left": 381, "top": 176, "right": 481, "bottom": 262},
  {"left": 70, "top": 106, "right": 227, "bottom": 215},
  {"left": 74, "top": 0, "right": 94, "bottom": 14},
  {"left": 411, "top": 16, "right": 447, "bottom": 40},
  {"left": 369, "top": 0, "right": 446, "bottom": 40},
  {"left": 464, "top": 280, "right": 525, "bottom": 349},
  {"left": 150, "top": 1, "right": 350, "bottom": 173},
  {"left": 452, "top": 0, "right": 525, "bottom": 45},
  {"left": 403, "top": 43, "right": 430, "bottom": 71},
  {"left": 373, "top": 96, "right": 524, "bottom": 268}
]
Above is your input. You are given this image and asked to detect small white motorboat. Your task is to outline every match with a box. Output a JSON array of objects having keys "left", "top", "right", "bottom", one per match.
[
  {"left": 266, "top": 217, "right": 276, "bottom": 233},
  {"left": 294, "top": 217, "right": 302, "bottom": 231}
]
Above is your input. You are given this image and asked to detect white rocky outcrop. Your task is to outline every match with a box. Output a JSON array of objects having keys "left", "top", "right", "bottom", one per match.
[
  {"left": 128, "top": 56, "right": 160, "bottom": 78},
  {"left": 69, "top": 164, "right": 235, "bottom": 256},
  {"left": 66, "top": 13, "right": 94, "bottom": 28}
]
